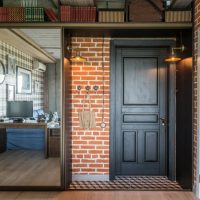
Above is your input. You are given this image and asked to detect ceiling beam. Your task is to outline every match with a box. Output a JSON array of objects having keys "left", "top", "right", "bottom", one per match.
[
  {"left": 0, "top": 29, "right": 56, "bottom": 63},
  {"left": 171, "top": 0, "right": 193, "bottom": 9}
]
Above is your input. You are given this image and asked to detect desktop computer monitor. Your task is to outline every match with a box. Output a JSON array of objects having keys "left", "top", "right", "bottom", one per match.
[{"left": 7, "top": 101, "right": 33, "bottom": 118}]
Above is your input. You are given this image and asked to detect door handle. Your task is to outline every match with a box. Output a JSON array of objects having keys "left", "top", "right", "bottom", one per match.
[{"left": 160, "top": 117, "right": 167, "bottom": 126}]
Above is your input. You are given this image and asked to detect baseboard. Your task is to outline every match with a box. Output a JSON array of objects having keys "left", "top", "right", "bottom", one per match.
[{"left": 72, "top": 175, "right": 109, "bottom": 181}]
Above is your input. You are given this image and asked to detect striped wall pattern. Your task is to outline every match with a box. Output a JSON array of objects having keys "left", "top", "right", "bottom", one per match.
[{"left": 0, "top": 40, "right": 44, "bottom": 117}]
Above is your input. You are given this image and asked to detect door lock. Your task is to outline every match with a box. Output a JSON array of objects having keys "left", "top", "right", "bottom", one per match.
[{"left": 160, "top": 117, "right": 167, "bottom": 126}]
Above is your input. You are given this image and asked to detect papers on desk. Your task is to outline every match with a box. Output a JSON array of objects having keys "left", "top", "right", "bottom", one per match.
[
  {"left": 23, "top": 119, "right": 37, "bottom": 123},
  {"left": 47, "top": 121, "right": 60, "bottom": 128},
  {"left": 0, "top": 118, "right": 38, "bottom": 123}
]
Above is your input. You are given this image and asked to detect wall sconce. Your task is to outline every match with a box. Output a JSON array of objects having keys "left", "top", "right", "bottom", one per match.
[
  {"left": 67, "top": 46, "right": 87, "bottom": 62},
  {"left": 165, "top": 45, "right": 185, "bottom": 63}
]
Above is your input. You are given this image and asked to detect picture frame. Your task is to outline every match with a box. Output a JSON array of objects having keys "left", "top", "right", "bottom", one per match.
[
  {"left": 7, "top": 55, "right": 16, "bottom": 75},
  {"left": 16, "top": 66, "right": 32, "bottom": 94},
  {"left": 0, "top": 60, "right": 6, "bottom": 85},
  {"left": 6, "top": 84, "right": 15, "bottom": 101},
  {"left": 34, "top": 80, "right": 40, "bottom": 93}
]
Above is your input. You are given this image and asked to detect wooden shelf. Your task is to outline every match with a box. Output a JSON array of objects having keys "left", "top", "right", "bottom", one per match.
[{"left": 0, "top": 22, "right": 192, "bottom": 29}]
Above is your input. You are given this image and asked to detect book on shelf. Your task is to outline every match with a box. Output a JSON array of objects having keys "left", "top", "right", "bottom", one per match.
[
  {"left": 60, "top": 5, "right": 71, "bottom": 22},
  {"left": 165, "top": 11, "right": 191, "bottom": 22},
  {"left": 98, "top": 11, "right": 124, "bottom": 23},
  {"left": 71, "top": 6, "right": 76, "bottom": 22},
  {"left": 7, "top": 7, "right": 25, "bottom": 22},
  {"left": 0, "top": 7, "right": 25, "bottom": 22},
  {"left": 0, "top": 7, "right": 8, "bottom": 22},
  {"left": 45, "top": 8, "right": 58, "bottom": 22},
  {"left": 25, "top": 7, "right": 44, "bottom": 22},
  {"left": 60, "top": 5, "right": 96, "bottom": 22},
  {"left": 90, "top": 7, "right": 96, "bottom": 22}
]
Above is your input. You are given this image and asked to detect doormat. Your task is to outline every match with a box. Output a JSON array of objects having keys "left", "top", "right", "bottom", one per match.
[{"left": 69, "top": 176, "right": 183, "bottom": 191}]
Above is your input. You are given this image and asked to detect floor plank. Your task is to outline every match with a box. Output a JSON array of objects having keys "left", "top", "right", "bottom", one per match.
[
  {"left": 0, "top": 150, "right": 60, "bottom": 186},
  {"left": 0, "top": 191, "right": 198, "bottom": 200}
]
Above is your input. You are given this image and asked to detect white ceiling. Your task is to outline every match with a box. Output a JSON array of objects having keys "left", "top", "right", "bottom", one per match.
[{"left": 18, "top": 29, "right": 61, "bottom": 60}]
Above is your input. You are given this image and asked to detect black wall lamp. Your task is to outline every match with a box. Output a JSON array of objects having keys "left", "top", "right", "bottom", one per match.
[
  {"left": 67, "top": 46, "right": 87, "bottom": 62},
  {"left": 165, "top": 45, "right": 185, "bottom": 63}
]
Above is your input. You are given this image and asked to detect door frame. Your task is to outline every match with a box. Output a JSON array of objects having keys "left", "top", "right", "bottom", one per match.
[
  {"left": 110, "top": 39, "right": 176, "bottom": 180},
  {"left": 196, "top": 29, "right": 200, "bottom": 197}
]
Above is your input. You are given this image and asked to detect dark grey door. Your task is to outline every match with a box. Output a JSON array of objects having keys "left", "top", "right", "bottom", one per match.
[{"left": 115, "top": 48, "right": 168, "bottom": 175}]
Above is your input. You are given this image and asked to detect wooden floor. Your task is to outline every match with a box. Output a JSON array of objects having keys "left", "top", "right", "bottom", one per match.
[
  {"left": 0, "top": 150, "right": 60, "bottom": 186},
  {"left": 0, "top": 191, "right": 198, "bottom": 200}
]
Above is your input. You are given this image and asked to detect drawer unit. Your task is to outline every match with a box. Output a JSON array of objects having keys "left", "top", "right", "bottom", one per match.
[{"left": 48, "top": 128, "right": 60, "bottom": 157}]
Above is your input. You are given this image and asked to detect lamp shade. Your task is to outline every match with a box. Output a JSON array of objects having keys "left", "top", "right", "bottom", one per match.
[
  {"left": 70, "top": 55, "right": 87, "bottom": 62},
  {"left": 165, "top": 48, "right": 181, "bottom": 63},
  {"left": 165, "top": 56, "right": 181, "bottom": 62}
]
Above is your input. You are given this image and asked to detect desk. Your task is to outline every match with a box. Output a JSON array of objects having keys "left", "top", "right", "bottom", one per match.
[{"left": 0, "top": 122, "right": 48, "bottom": 158}]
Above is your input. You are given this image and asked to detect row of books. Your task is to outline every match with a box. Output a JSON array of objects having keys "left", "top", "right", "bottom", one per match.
[
  {"left": 98, "top": 11, "right": 124, "bottom": 23},
  {"left": 0, "top": 7, "right": 44, "bottom": 22},
  {"left": 60, "top": 6, "right": 96, "bottom": 22},
  {"left": 165, "top": 11, "right": 191, "bottom": 22},
  {"left": 25, "top": 7, "right": 44, "bottom": 22}
]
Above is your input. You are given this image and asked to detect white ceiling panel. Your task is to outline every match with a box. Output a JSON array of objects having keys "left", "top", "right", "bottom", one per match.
[
  {"left": 0, "top": 29, "right": 56, "bottom": 63},
  {"left": 19, "top": 29, "right": 61, "bottom": 60}
]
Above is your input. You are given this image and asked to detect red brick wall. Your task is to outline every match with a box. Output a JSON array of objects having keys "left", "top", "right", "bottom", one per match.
[
  {"left": 70, "top": 37, "right": 110, "bottom": 177},
  {"left": 194, "top": 0, "right": 200, "bottom": 185}
]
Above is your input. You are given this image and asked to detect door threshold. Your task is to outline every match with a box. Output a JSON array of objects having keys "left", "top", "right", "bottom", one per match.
[{"left": 69, "top": 176, "right": 183, "bottom": 191}]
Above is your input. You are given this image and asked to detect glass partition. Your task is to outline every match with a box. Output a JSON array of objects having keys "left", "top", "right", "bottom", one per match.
[{"left": 0, "top": 28, "right": 62, "bottom": 187}]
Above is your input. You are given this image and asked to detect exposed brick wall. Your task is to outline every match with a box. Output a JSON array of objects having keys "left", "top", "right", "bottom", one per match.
[
  {"left": 194, "top": 0, "right": 200, "bottom": 185},
  {"left": 70, "top": 37, "right": 110, "bottom": 176}
]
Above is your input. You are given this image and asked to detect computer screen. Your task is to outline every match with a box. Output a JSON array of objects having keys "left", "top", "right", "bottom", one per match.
[{"left": 7, "top": 101, "right": 33, "bottom": 118}]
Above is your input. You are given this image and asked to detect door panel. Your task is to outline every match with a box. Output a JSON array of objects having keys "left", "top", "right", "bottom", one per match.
[
  {"left": 123, "top": 114, "right": 158, "bottom": 123},
  {"left": 123, "top": 58, "right": 158, "bottom": 105},
  {"left": 123, "top": 131, "right": 137, "bottom": 162},
  {"left": 144, "top": 131, "right": 159, "bottom": 162},
  {"left": 115, "top": 48, "right": 167, "bottom": 176}
]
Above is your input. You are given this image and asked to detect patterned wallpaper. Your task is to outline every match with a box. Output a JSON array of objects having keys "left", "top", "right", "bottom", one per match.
[{"left": 0, "top": 40, "right": 44, "bottom": 117}]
